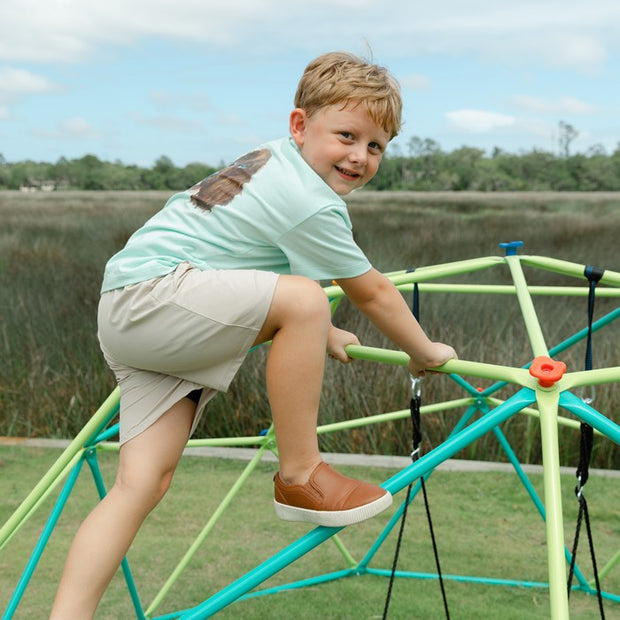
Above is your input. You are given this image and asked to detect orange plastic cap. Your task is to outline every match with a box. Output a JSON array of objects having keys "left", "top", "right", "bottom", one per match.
[{"left": 529, "top": 356, "right": 567, "bottom": 388}]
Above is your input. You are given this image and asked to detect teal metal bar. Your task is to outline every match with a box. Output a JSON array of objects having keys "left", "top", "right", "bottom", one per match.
[
  {"left": 491, "top": 426, "right": 591, "bottom": 589},
  {"left": 358, "top": 402, "right": 481, "bottom": 571},
  {"left": 177, "top": 389, "right": 536, "bottom": 618},
  {"left": 84, "top": 449, "right": 146, "bottom": 620},
  {"left": 2, "top": 456, "right": 85, "bottom": 619},
  {"left": 0, "top": 388, "right": 120, "bottom": 548},
  {"left": 560, "top": 392, "right": 620, "bottom": 444},
  {"left": 365, "top": 566, "right": 551, "bottom": 588},
  {"left": 237, "top": 568, "right": 356, "bottom": 601},
  {"left": 146, "top": 428, "right": 278, "bottom": 617},
  {"left": 452, "top": 305, "right": 620, "bottom": 408},
  {"left": 364, "top": 567, "right": 619, "bottom": 602},
  {"left": 3, "top": 251, "right": 618, "bottom": 619}
]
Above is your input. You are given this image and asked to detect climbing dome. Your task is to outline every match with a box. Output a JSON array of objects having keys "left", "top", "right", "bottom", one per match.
[{"left": 2, "top": 242, "right": 619, "bottom": 619}]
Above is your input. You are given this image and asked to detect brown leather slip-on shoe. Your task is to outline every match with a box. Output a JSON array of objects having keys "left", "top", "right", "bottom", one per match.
[{"left": 273, "top": 461, "right": 392, "bottom": 527}]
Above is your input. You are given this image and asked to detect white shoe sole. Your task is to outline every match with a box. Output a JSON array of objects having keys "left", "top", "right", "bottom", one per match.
[{"left": 274, "top": 491, "right": 393, "bottom": 527}]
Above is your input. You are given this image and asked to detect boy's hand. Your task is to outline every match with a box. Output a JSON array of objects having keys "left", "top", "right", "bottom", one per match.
[
  {"left": 327, "top": 325, "right": 360, "bottom": 364},
  {"left": 407, "top": 342, "right": 457, "bottom": 377}
]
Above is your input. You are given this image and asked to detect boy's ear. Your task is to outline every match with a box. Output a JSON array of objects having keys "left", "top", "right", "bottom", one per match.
[{"left": 289, "top": 108, "right": 307, "bottom": 147}]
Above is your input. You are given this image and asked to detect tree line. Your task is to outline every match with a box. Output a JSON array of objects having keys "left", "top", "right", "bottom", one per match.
[
  {"left": 0, "top": 154, "right": 217, "bottom": 192},
  {"left": 2, "top": 137, "right": 620, "bottom": 192},
  {"left": 366, "top": 136, "right": 620, "bottom": 191}
]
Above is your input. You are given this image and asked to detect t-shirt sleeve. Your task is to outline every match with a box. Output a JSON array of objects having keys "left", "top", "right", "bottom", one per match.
[{"left": 277, "top": 206, "right": 372, "bottom": 281}]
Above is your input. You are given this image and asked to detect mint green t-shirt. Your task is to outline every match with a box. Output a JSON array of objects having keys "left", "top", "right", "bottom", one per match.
[{"left": 101, "top": 137, "right": 371, "bottom": 293}]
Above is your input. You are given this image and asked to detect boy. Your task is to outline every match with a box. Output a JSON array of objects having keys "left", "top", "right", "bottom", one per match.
[{"left": 50, "top": 51, "right": 456, "bottom": 618}]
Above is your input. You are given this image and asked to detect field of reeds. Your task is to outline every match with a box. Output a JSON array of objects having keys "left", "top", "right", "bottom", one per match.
[{"left": 1, "top": 190, "right": 619, "bottom": 468}]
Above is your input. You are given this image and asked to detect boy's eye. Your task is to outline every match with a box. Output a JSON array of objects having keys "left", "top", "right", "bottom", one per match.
[{"left": 369, "top": 142, "right": 383, "bottom": 153}]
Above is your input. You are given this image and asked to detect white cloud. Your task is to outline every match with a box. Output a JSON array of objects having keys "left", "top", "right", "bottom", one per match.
[
  {"left": 0, "top": 66, "right": 57, "bottom": 94},
  {"left": 35, "top": 117, "right": 100, "bottom": 140},
  {"left": 400, "top": 73, "right": 431, "bottom": 90},
  {"left": 513, "top": 95, "right": 598, "bottom": 115},
  {"left": 59, "top": 117, "right": 99, "bottom": 138},
  {"left": 445, "top": 109, "right": 516, "bottom": 133},
  {"left": 149, "top": 91, "right": 210, "bottom": 112},
  {"left": 0, "top": 1, "right": 618, "bottom": 75},
  {"left": 543, "top": 33, "right": 607, "bottom": 72},
  {"left": 0, "top": 66, "right": 59, "bottom": 109},
  {"left": 130, "top": 112, "right": 203, "bottom": 132},
  {"left": 0, "top": 105, "right": 9, "bottom": 120},
  {"left": 218, "top": 113, "right": 246, "bottom": 126}
]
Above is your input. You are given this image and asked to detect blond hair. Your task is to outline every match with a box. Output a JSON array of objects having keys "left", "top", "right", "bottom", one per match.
[{"left": 294, "top": 51, "right": 402, "bottom": 139}]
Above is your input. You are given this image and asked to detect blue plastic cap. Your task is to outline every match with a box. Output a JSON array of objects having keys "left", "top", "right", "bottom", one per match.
[{"left": 499, "top": 241, "right": 524, "bottom": 256}]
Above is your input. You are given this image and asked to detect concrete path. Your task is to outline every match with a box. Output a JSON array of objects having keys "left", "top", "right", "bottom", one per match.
[{"left": 2, "top": 436, "right": 619, "bottom": 478}]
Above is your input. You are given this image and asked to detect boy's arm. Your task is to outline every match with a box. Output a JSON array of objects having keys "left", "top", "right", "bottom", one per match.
[{"left": 335, "top": 268, "right": 457, "bottom": 376}]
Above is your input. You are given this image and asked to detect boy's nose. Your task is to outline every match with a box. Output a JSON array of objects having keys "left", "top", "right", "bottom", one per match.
[{"left": 348, "top": 145, "right": 367, "bottom": 164}]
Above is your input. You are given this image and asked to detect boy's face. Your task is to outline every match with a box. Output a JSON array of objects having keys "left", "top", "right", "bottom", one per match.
[{"left": 290, "top": 102, "right": 390, "bottom": 196}]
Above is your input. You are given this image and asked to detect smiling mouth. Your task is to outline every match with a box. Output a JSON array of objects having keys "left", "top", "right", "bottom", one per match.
[{"left": 335, "top": 165, "right": 361, "bottom": 180}]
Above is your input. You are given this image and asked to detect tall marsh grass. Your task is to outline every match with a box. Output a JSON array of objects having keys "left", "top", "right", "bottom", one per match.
[{"left": 1, "top": 190, "right": 619, "bottom": 468}]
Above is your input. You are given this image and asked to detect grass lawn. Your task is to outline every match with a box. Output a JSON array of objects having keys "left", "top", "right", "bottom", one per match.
[{"left": 1, "top": 444, "right": 619, "bottom": 619}]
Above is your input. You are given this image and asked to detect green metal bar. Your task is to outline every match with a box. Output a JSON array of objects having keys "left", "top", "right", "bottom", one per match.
[
  {"left": 316, "top": 399, "right": 473, "bottom": 435},
  {"left": 520, "top": 255, "right": 620, "bottom": 287},
  {"left": 358, "top": 402, "right": 481, "bottom": 571},
  {"left": 504, "top": 255, "right": 549, "bottom": 357},
  {"left": 596, "top": 548, "right": 620, "bottom": 582},
  {"left": 344, "top": 345, "right": 533, "bottom": 387},
  {"left": 177, "top": 389, "right": 536, "bottom": 619},
  {"left": 0, "top": 449, "right": 83, "bottom": 551},
  {"left": 0, "top": 388, "right": 120, "bottom": 548},
  {"left": 96, "top": 435, "right": 271, "bottom": 452},
  {"left": 145, "top": 428, "right": 278, "bottom": 617},
  {"left": 536, "top": 385, "right": 569, "bottom": 619},
  {"left": 561, "top": 366, "right": 620, "bottom": 390},
  {"left": 492, "top": 426, "right": 591, "bottom": 590},
  {"left": 84, "top": 449, "right": 146, "bottom": 620},
  {"left": 396, "top": 283, "right": 620, "bottom": 297},
  {"left": 237, "top": 568, "right": 356, "bottom": 601},
  {"left": 329, "top": 534, "right": 358, "bottom": 569},
  {"left": 323, "top": 255, "right": 504, "bottom": 298},
  {"left": 2, "top": 456, "right": 86, "bottom": 619}
]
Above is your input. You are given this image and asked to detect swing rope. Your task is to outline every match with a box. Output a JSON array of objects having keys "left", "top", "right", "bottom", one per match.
[
  {"left": 382, "top": 277, "right": 450, "bottom": 619},
  {"left": 566, "top": 265, "right": 605, "bottom": 619}
]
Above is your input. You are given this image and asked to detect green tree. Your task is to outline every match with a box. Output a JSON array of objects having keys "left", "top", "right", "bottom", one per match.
[
  {"left": 0, "top": 153, "right": 9, "bottom": 188},
  {"left": 558, "top": 121, "right": 579, "bottom": 158},
  {"left": 445, "top": 146, "right": 485, "bottom": 190}
]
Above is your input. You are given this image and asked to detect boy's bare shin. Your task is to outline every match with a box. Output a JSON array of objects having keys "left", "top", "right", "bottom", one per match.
[
  {"left": 50, "top": 399, "right": 195, "bottom": 619},
  {"left": 253, "top": 275, "right": 331, "bottom": 485}
]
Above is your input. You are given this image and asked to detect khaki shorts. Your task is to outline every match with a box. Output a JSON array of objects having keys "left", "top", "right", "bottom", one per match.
[{"left": 98, "top": 262, "right": 278, "bottom": 444}]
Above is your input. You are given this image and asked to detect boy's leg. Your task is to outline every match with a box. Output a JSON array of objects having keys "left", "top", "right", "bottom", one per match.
[
  {"left": 50, "top": 397, "right": 195, "bottom": 620},
  {"left": 252, "top": 275, "right": 391, "bottom": 526},
  {"left": 252, "top": 275, "right": 328, "bottom": 484}
]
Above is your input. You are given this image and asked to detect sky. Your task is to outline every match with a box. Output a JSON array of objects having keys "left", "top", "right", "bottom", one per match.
[{"left": 1, "top": 0, "right": 619, "bottom": 168}]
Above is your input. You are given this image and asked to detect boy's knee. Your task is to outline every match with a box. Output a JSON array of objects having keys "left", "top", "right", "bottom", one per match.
[
  {"left": 256, "top": 276, "right": 330, "bottom": 345},
  {"left": 116, "top": 466, "right": 175, "bottom": 511},
  {"left": 289, "top": 276, "right": 330, "bottom": 320},
  {"left": 275, "top": 275, "right": 330, "bottom": 321}
]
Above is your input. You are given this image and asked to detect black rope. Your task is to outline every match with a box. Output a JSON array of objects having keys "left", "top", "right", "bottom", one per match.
[
  {"left": 566, "top": 265, "right": 605, "bottom": 618},
  {"left": 584, "top": 265, "right": 604, "bottom": 373},
  {"left": 382, "top": 275, "right": 450, "bottom": 619},
  {"left": 413, "top": 392, "right": 450, "bottom": 620}
]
